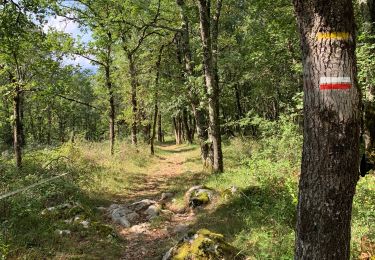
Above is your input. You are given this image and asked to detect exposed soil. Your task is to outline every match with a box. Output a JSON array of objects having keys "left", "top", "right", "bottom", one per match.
[{"left": 116, "top": 144, "right": 205, "bottom": 260}]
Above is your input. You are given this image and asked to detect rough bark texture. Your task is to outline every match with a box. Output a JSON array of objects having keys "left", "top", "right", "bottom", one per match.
[
  {"left": 293, "top": 0, "right": 361, "bottom": 259},
  {"left": 197, "top": 0, "right": 223, "bottom": 172},
  {"left": 176, "top": 0, "right": 211, "bottom": 165},
  {"left": 128, "top": 53, "right": 138, "bottom": 146}
]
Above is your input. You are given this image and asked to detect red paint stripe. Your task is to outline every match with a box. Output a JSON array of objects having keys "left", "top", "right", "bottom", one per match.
[{"left": 320, "top": 83, "right": 352, "bottom": 90}]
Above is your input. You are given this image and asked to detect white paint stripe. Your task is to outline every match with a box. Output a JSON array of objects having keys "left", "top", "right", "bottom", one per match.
[
  {"left": 320, "top": 77, "right": 351, "bottom": 84},
  {"left": 0, "top": 173, "right": 68, "bottom": 201}
]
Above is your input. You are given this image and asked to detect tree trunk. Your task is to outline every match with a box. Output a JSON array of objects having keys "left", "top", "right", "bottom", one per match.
[
  {"left": 293, "top": 0, "right": 361, "bottom": 258},
  {"left": 105, "top": 65, "right": 115, "bottom": 155},
  {"left": 182, "top": 109, "right": 193, "bottom": 144},
  {"left": 151, "top": 45, "right": 165, "bottom": 154},
  {"left": 128, "top": 53, "right": 138, "bottom": 146},
  {"left": 19, "top": 93, "right": 25, "bottom": 147},
  {"left": 197, "top": 0, "right": 223, "bottom": 172},
  {"left": 176, "top": 0, "right": 211, "bottom": 165},
  {"left": 151, "top": 102, "right": 158, "bottom": 155},
  {"left": 173, "top": 117, "right": 180, "bottom": 145},
  {"left": 157, "top": 112, "right": 163, "bottom": 143},
  {"left": 13, "top": 87, "right": 22, "bottom": 169},
  {"left": 47, "top": 103, "right": 52, "bottom": 145},
  {"left": 234, "top": 84, "right": 243, "bottom": 119}
]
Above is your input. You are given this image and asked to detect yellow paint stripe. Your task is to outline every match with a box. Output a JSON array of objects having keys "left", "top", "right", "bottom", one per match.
[{"left": 316, "top": 32, "right": 350, "bottom": 41}]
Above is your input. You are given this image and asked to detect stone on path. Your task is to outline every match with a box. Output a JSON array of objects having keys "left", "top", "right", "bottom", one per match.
[
  {"left": 185, "top": 185, "right": 216, "bottom": 208},
  {"left": 162, "top": 229, "right": 245, "bottom": 260}
]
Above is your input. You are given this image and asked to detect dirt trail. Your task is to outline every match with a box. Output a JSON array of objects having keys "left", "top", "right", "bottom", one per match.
[{"left": 118, "top": 144, "right": 204, "bottom": 260}]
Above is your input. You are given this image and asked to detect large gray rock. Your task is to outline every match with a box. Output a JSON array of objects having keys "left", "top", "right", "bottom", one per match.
[
  {"left": 144, "top": 204, "right": 161, "bottom": 219},
  {"left": 160, "top": 192, "right": 174, "bottom": 201},
  {"left": 108, "top": 204, "right": 133, "bottom": 227},
  {"left": 185, "top": 185, "right": 216, "bottom": 208},
  {"left": 131, "top": 199, "right": 157, "bottom": 211},
  {"left": 118, "top": 217, "right": 131, "bottom": 228},
  {"left": 162, "top": 229, "right": 245, "bottom": 260},
  {"left": 126, "top": 212, "right": 140, "bottom": 222}
]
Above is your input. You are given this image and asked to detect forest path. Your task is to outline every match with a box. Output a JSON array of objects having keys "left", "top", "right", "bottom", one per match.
[{"left": 117, "top": 143, "right": 206, "bottom": 260}]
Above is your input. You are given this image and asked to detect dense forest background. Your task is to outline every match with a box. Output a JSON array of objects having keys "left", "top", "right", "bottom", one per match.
[{"left": 0, "top": 0, "right": 374, "bottom": 259}]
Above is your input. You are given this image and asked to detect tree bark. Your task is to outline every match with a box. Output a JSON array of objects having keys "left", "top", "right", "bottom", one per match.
[
  {"left": 234, "top": 84, "right": 243, "bottom": 120},
  {"left": 293, "top": 0, "right": 361, "bottom": 258},
  {"left": 47, "top": 103, "right": 52, "bottom": 145},
  {"left": 197, "top": 0, "right": 223, "bottom": 172},
  {"left": 157, "top": 112, "right": 163, "bottom": 142},
  {"left": 13, "top": 86, "right": 22, "bottom": 169},
  {"left": 182, "top": 108, "right": 193, "bottom": 143},
  {"left": 151, "top": 45, "right": 165, "bottom": 155},
  {"left": 176, "top": 0, "right": 211, "bottom": 165},
  {"left": 151, "top": 102, "right": 158, "bottom": 155},
  {"left": 105, "top": 65, "right": 115, "bottom": 155},
  {"left": 128, "top": 53, "right": 138, "bottom": 146}
]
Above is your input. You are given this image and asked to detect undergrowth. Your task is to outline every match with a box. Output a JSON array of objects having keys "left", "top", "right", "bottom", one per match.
[
  {"left": 199, "top": 116, "right": 374, "bottom": 259},
  {"left": 0, "top": 118, "right": 374, "bottom": 259},
  {"left": 0, "top": 140, "right": 154, "bottom": 259}
]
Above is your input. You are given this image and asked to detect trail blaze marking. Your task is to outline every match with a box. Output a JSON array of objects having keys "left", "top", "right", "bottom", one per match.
[
  {"left": 316, "top": 32, "right": 350, "bottom": 41},
  {"left": 320, "top": 77, "right": 352, "bottom": 90}
]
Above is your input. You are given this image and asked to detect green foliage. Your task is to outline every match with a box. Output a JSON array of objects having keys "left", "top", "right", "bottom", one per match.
[
  {"left": 0, "top": 141, "right": 132, "bottom": 259},
  {"left": 200, "top": 115, "right": 375, "bottom": 259}
]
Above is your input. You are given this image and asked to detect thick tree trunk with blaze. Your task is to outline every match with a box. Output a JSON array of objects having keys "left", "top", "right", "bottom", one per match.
[
  {"left": 293, "top": 0, "right": 361, "bottom": 258},
  {"left": 197, "top": 0, "right": 223, "bottom": 172}
]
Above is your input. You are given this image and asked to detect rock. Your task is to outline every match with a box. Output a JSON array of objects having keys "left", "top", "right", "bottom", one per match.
[
  {"left": 131, "top": 199, "right": 157, "bottom": 211},
  {"left": 162, "top": 229, "right": 245, "bottom": 260},
  {"left": 108, "top": 204, "right": 121, "bottom": 212},
  {"left": 185, "top": 185, "right": 215, "bottom": 208},
  {"left": 160, "top": 192, "right": 174, "bottom": 201},
  {"left": 129, "top": 223, "right": 150, "bottom": 234},
  {"left": 118, "top": 217, "right": 131, "bottom": 228},
  {"left": 160, "top": 210, "right": 174, "bottom": 220},
  {"left": 97, "top": 206, "right": 107, "bottom": 212},
  {"left": 172, "top": 224, "right": 189, "bottom": 234},
  {"left": 55, "top": 229, "right": 71, "bottom": 236},
  {"left": 80, "top": 220, "right": 90, "bottom": 228},
  {"left": 126, "top": 212, "right": 140, "bottom": 222},
  {"left": 144, "top": 204, "right": 161, "bottom": 219},
  {"left": 110, "top": 206, "right": 132, "bottom": 227},
  {"left": 162, "top": 248, "right": 173, "bottom": 260},
  {"left": 111, "top": 207, "right": 132, "bottom": 219}
]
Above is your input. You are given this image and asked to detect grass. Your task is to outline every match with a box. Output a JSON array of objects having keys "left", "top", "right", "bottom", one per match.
[
  {"left": 0, "top": 124, "right": 374, "bottom": 259},
  {"left": 0, "top": 140, "right": 159, "bottom": 259}
]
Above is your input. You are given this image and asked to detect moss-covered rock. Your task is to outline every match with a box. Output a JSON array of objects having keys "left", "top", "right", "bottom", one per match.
[
  {"left": 163, "top": 229, "right": 245, "bottom": 260},
  {"left": 185, "top": 186, "right": 216, "bottom": 208}
]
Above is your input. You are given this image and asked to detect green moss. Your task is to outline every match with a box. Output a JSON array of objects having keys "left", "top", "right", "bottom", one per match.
[
  {"left": 196, "top": 192, "right": 210, "bottom": 203},
  {"left": 171, "top": 229, "right": 243, "bottom": 260},
  {"left": 173, "top": 242, "right": 191, "bottom": 259}
]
